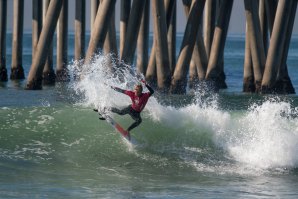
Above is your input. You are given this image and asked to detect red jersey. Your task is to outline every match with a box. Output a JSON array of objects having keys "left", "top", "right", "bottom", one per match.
[{"left": 124, "top": 91, "right": 151, "bottom": 112}]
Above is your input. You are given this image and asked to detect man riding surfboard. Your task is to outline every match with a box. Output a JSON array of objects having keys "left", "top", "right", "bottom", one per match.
[{"left": 94, "top": 80, "right": 154, "bottom": 140}]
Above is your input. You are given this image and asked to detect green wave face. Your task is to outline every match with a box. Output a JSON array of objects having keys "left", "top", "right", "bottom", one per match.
[{"left": 0, "top": 105, "right": 221, "bottom": 168}]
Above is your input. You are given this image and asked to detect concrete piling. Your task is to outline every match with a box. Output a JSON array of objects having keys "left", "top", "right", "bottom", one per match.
[
  {"left": 205, "top": 0, "right": 233, "bottom": 91},
  {"left": 261, "top": 0, "right": 292, "bottom": 93},
  {"left": 185, "top": 0, "right": 208, "bottom": 87},
  {"left": 167, "top": 0, "right": 176, "bottom": 75},
  {"left": 120, "top": 0, "right": 145, "bottom": 65},
  {"left": 90, "top": 0, "right": 100, "bottom": 31},
  {"left": 243, "top": 23, "right": 255, "bottom": 93},
  {"left": 84, "top": 0, "right": 116, "bottom": 64},
  {"left": 265, "top": 0, "right": 277, "bottom": 36},
  {"left": 32, "top": 0, "right": 42, "bottom": 60},
  {"left": 42, "top": 0, "right": 56, "bottom": 85},
  {"left": 120, "top": 0, "right": 130, "bottom": 58},
  {"left": 259, "top": 0, "right": 268, "bottom": 55},
  {"left": 11, "top": 0, "right": 25, "bottom": 80},
  {"left": 0, "top": 0, "right": 294, "bottom": 94},
  {"left": 276, "top": 1, "right": 297, "bottom": 94},
  {"left": 56, "top": 0, "right": 69, "bottom": 81},
  {"left": 152, "top": 0, "right": 171, "bottom": 91},
  {"left": 0, "top": 0, "right": 7, "bottom": 81},
  {"left": 75, "top": 0, "right": 86, "bottom": 61},
  {"left": 104, "top": 9, "right": 118, "bottom": 56},
  {"left": 170, "top": 0, "right": 206, "bottom": 94},
  {"left": 244, "top": 0, "right": 265, "bottom": 92},
  {"left": 146, "top": 0, "right": 175, "bottom": 87},
  {"left": 136, "top": 0, "right": 149, "bottom": 75},
  {"left": 26, "top": 0, "right": 63, "bottom": 89},
  {"left": 204, "top": 0, "right": 216, "bottom": 59}
]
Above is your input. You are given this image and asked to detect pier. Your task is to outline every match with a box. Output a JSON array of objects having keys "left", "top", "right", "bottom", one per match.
[{"left": 0, "top": 0, "right": 297, "bottom": 94}]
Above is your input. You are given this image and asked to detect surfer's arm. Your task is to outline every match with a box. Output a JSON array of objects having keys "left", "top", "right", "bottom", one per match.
[
  {"left": 111, "top": 86, "right": 126, "bottom": 94},
  {"left": 143, "top": 81, "right": 154, "bottom": 96}
]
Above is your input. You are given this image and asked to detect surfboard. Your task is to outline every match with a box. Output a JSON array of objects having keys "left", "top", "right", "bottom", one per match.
[
  {"left": 104, "top": 114, "right": 130, "bottom": 139},
  {"left": 95, "top": 109, "right": 136, "bottom": 144}
]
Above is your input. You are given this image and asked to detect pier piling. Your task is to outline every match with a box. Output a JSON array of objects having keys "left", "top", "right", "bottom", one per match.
[
  {"left": 10, "top": 0, "right": 25, "bottom": 80},
  {"left": 0, "top": 0, "right": 294, "bottom": 94},
  {"left": 171, "top": 0, "right": 206, "bottom": 94},
  {"left": 0, "top": 0, "right": 7, "bottom": 81},
  {"left": 56, "top": 0, "right": 69, "bottom": 81},
  {"left": 152, "top": 0, "right": 171, "bottom": 91},
  {"left": 261, "top": 0, "right": 292, "bottom": 93},
  {"left": 205, "top": 0, "right": 233, "bottom": 90},
  {"left": 136, "top": 0, "right": 149, "bottom": 75},
  {"left": 42, "top": 0, "right": 55, "bottom": 85},
  {"left": 120, "top": 0, "right": 145, "bottom": 65},
  {"left": 244, "top": 0, "right": 265, "bottom": 92},
  {"left": 120, "top": 0, "right": 130, "bottom": 58},
  {"left": 26, "top": 0, "right": 63, "bottom": 89},
  {"left": 90, "top": 0, "right": 100, "bottom": 31},
  {"left": 84, "top": 0, "right": 116, "bottom": 64},
  {"left": 75, "top": 0, "right": 86, "bottom": 61}
]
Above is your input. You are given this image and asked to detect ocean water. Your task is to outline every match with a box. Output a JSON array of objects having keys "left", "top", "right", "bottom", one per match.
[{"left": 0, "top": 33, "right": 298, "bottom": 198}]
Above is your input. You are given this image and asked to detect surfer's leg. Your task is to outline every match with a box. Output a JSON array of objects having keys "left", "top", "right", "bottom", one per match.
[
  {"left": 111, "top": 105, "right": 131, "bottom": 115},
  {"left": 127, "top": 118, "right": 142, "bottom": 132},
  {"left": 127, "top": 113, "right": 142, "bottom": 132}
]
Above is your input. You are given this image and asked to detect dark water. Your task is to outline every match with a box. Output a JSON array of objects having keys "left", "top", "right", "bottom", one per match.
[{"left": 1, "top": 34, "right": 298, "bottom": 198}]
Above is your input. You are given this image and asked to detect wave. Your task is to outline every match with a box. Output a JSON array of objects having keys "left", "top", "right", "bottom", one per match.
[
  {"left": 1, "top": 55, "right": 298, "bottom": 177},
  {"left": 1, "top": 99, "right": 298, "bottom": 176},
  {"left": 66, "top": 55, "right": 298, "bottom": 172}
]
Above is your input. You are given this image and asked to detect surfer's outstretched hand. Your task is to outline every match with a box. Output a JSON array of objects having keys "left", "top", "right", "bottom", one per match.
[{"left": 103, "top": 82, "right": 115, "bottom": 89}]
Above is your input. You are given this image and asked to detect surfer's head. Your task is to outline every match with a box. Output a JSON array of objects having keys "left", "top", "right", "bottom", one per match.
[{"left": 134, "top": 84, "right": 143, "bottom": 96}]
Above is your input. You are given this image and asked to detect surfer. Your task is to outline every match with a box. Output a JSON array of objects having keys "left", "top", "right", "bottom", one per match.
[{"left": 95, "top": 80, "right": 154, "bottom": 139}]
